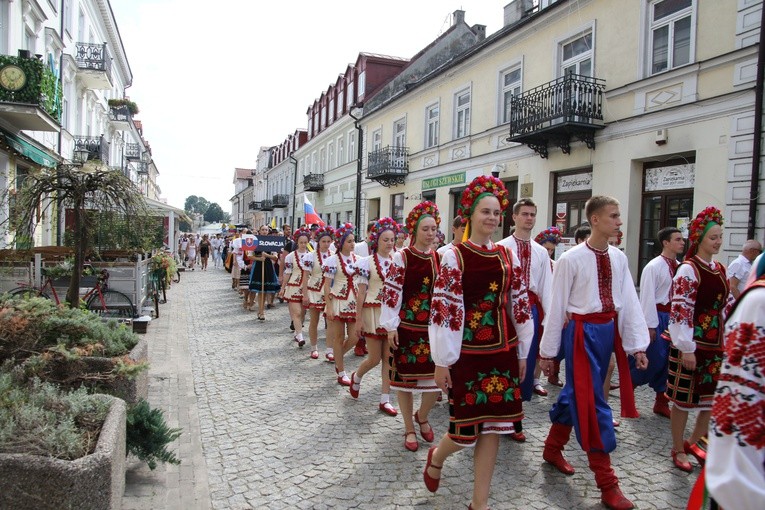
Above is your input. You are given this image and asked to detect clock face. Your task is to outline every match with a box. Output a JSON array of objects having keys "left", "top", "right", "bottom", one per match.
[{"left": 0, "top": 65, "right": 27, "bottom": 91}]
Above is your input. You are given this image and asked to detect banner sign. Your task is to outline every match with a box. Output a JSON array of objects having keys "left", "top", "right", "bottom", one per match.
[
  {"left": 248, "top": 235, "right": 285, "bottom": 253},
  {"left": 556, "top": 172, "right": 592, "bottom": 193},
  {"left": 422, "top": 172, "right": 466, "bottom": 190}
]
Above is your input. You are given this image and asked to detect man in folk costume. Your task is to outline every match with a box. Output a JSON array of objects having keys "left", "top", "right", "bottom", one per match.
[
  {"left": 539, "top": 196, "right": 649, "bottom": 510},
  {"left": 665, "top": 207, "right": 733, "bottom": 473},
  {"left": 633, "top": 227, "right": 685, "bottom": 418},
  {"left": 497, "top": 198, "right": 553, "bottom": 444}
]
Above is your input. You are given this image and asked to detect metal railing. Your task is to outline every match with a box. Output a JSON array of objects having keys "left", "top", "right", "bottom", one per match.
[
  {"left": 73, "top": 135, "right": 109, "bottom": 165},
  {"left": 260, "top": 199, "right": 274, "bottom": 211},
  {"left": 125, "top": 143, "right": 141, "bottom": 160},
  {"left": 303, "top": 173, "right": 324, "bottom": 191},
  {"left": 74, "top": 42, "right": 112, "bottom": 76},
  {"left": 109, "top": 104, "right": 131, "bottom": 125},
  {"left": 273, "top": 194, "right": 289, "bottom": 208},
  {"left": 367, "top": 146, "right": 409, "bottom": 180}
]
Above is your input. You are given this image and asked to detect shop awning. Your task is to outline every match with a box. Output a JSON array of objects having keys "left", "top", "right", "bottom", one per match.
[
  {"left": 145, "top": 197, "right": 193, "bottom": 224},
  {"left": 0, "top": 128, "right": 59, "bottom": 167}
]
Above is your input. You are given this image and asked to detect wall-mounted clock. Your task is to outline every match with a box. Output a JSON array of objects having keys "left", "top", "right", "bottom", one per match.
[{"left": 0, "top": 65, "right": 27, "bottom": 91}]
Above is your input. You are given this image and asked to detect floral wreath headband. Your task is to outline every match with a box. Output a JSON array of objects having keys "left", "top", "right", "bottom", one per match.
[
  {"left": 313, "top": 225, "right": 335, "bottom": 242},
  {"left": 406, "top": 201, "right": 441, "bottom": 239},
  {"left": 368, "top": 217, "right": 400, "bottom": 251},
  {"left": 334, "top": 222, "right": 355, "bottom": 249},
  {"left": 293, "top": 227, "right": 312, "bottom": 244},
  {"left": 458, "top": 175, "right": 511, "bottom": 221},
  {"left": 686, "top": 206, "right": 724, "bottom": 258},
  {"left": 535, "top": 226, "right": 563, "bottom": 246}
]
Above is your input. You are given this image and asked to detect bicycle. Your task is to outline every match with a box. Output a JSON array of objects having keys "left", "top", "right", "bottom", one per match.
[
  {"left": 9, "top": 267, "right": 135, "bottom": 319},
  {"left": 148, "top": 268, "right": 169, "bottom": 319}
]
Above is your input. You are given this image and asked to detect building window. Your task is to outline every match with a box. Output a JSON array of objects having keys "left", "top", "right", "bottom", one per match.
[
  {"left": 561, "top": 30, "right": 593, "bottom": 77},
  {"left": 311, "top": 151, "right": 317, "bottom": 173},
  {"left": 391, "top": 193, "right": 404, "bottom": 225},
  {"left": 358, "top": 70, "right": 366, "bottom": 100},
  {"left": 393, "top": 118, "right": 406, "bottom": 147},
  {"left": 348, "top": 131, "right": 356, "bottom": 162},
  {"left": 649, "top": 0, "right": 693, "bottom": 75},
  {"left": 372, "top": 129, "right": 382, "bottom": 151},
  {"left": 319, "top": 148, "right": 326, "bottom": 173},
  {"left": 500, "top": 66, "right": 521, "bottom": 124},
  {"left": 337, "top": 89, "right": 345, "bottom": 115},
  {"left": 328, "top": 142, "right": 335, "bottom": 169},
  {"left": 328, "top": 99, "right": 335, "bottom": 124},
  {"left": 299, "top": 158, "right": 305, "bottom": 180},
  {"left": 425, "top": 103, "right": 439, "bottom": 148},
  {"left": 347, "top": 80, "right": 355, "bottom": 109},
  {"left": 454, "top": 89, "right": 471, "bottom": 139},
  {"left": 320, "top": 106, "right": 326, "bottom": 129},
  {"left": 337, "top": 136, "right": 345, "bottom": 165}
]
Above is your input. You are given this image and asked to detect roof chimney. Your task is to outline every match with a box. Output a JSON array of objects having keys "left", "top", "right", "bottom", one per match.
[
  {"left": 472, "top": 24, "right": 487, "bottom": 41},
  {"left": 453, "top": 10, "right": 465, "bottom": 26},
  {"left": 504, "top": 0, "right": 534, "bottom": 26}
]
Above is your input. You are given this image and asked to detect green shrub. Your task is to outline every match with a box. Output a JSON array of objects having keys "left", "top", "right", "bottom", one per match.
[{"left": 126, "top": 399, "right": 181, "bottom": 470}]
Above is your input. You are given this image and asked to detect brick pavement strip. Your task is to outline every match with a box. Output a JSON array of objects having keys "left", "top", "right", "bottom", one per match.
[{"left": 125, "top": 268, "right": 700, "bottom": 509}]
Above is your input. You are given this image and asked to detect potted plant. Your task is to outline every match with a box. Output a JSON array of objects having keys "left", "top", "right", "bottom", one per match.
[{"left": 107, "top": 98, "right": 139, "bottom": 115}]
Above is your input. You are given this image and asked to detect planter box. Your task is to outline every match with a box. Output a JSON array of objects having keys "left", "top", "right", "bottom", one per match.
[{"left": 0, "top": 395, "right": 127, "bottom": 510}]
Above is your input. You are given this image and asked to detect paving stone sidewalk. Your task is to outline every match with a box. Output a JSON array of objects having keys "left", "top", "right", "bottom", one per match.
[{"left": 124, "top": 267, "right": 700, "bottom": 509}]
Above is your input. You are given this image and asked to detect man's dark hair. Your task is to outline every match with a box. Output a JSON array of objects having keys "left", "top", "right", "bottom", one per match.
[
  {"left": 658, "top": 227, "right": 681, "bottom": 246},
  {"left": 574, "top": 225, "right": 591, "bottom": 243},
  {"left": 452, "top": 216, "right": 464, "bottom": 228},
  {"left": 512, "top": 198, "right": 537, "bottom": 216}
]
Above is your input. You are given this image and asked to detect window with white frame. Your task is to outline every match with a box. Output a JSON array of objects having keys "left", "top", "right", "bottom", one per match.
[
  {"left": 454, "top": 89, "right": 471, "bottom": 139},
  {"left": 337, "top": 136, "right": 344, "bottom": 165},
  {"left": 328, "top": 142, "right": 335, "bottom": 169},
  {"left": 393, "top": 118, "right": 406, "bottom": 148},
  {"left": 500, "top": 66, "right": 521, "bottom": 124},
  {"left": 337, "top": 89, "right": 344, "bottom": 114},
  {"left": 328, "top": 100, "right": 335, "bottom": 124},
  {"left": 358, "top": 71, "right": 366, "bottom": 100},
  {"left": 299, "top": 158, "right": 305, "bottom": 180},
  {"left": 320, "top": 148, "right": 326, "bottom": 173},
  {"left": 649, "top": 0, "right": 693, "bottom": 75},
  {"left": 560, "top": 30, "right": 593, "bottom": 77},
  {"left": 320, "top": 106, "right": 326, "bottom": 129},
  {"left": 372, "top": 129, "right": 382, "bottom": 151},
  {"left": 311, "top": 151, "right": 317, "bottom": 173},
  {"left": 348, "top": 131, "right": 356, "bottom": 161},
  {"left": 425, "top": 103, "right": 439, "bottom": 148}
]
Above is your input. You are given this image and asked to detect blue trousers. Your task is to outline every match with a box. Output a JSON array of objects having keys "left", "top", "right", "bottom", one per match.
[
  {"left": 520, "top": 303, "right": 541, "bottom": 401},
  {"left": 549, "top": 319, "right": 617, "bottom": 454},
  {"left": 629, "top": 311, "right": 669, "bottom": 393}
]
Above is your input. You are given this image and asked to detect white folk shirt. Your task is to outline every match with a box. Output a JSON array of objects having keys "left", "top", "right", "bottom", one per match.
[
  {"left": 353, "top": 242, "right": 370, "bottom": 258},
  {"left": 706, "top": 280, "right": 765, "bottom": 510},
  {"left": 539, "top": 242, "right": 650, "bottom": 359},
  {"left": 639, "top": 255, "right": 677, "bottom": 329},
  {"left": 497, "top": 234, "right": 553, "bottom": 320},
  {"left": 727, "top": 253, "right": 752, "bottom": 295},
  {"left": 436, "top": 241, "right": 456, "bottom": 256}
]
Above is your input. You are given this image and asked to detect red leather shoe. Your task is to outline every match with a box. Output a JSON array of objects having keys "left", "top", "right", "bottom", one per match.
[
  {"left": 324, "top": 352, "right": 335, "bottom": 362},
  {"left": 415, "top": 410, "right": 435, "bottom": 443},
  {"left": 310, "top": 350, "right": 319, "bottom": 359},
  {"left": 533, "top": 383, "right": 548, "bottom": 396},
  {"left": 354, "top": 339, "right": 366, "bottom": 357},
  {"left": 684, "top": 439, "right": 707, "bottom": 465},
  {"left": 508, "top": 431, "right": 526, "bottom": 442},
  {"left": 337, "top": 374, "right": 351, "bottom": 386},
  {"left": 423, "top": 445, "right": 441, "bottom": 493},
  {"left": 379, "top": 402, "right": 398, "bottom": 416},
  {"left": 349, "top": 372, "right": 360, "bottom": 398},
  {"left": 543, "top": 448, "right": 575, "bottom": 475},
  {"left": 601, "top": 485, "right": 634, "bottom": 510},
  {"left": 404, "top": 431, "right": 418, "bottom": 452},
  {"left": 653, "top": 393, "right": 671, "bottom": 418},
  {"left": 671, "top": 449, "right": 693, "bottom": 473}
]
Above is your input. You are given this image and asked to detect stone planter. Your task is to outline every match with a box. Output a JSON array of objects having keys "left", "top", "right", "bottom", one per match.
[{"left": 0, "top": 395, "right": 127, "bottom": 510}]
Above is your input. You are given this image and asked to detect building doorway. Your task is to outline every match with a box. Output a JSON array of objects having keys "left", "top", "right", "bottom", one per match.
[{"left": 553, "top": 169, "right": 592, "bottom": 236}]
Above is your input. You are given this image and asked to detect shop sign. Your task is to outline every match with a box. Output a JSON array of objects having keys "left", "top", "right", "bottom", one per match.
[
  {"left": 422, "top": 172, "right": 466, "bottom": 190},
  {"left": 644, "top": 164, "right": 695, "bottom": 192},
  {"left": 556, "top": 172, "right": 592, "bottom": 193}
]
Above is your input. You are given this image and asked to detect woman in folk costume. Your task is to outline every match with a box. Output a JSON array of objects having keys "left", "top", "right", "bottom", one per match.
[
  {"left": 323, "top": 223, "right": 359, "bottom": 386},
  {"left": 280, "top": 227, "right": 311, "bottom": 348},
  {"left": 381, "top": 201, "right": 442, "bottom": 452},
  {"left": 300, "top": 225, "right": 335, "bottom": 360},
  {"left": 666, "top": 207, "right": 733, "bottom": 473},
  {"left": 535, "top": 226, "right": 562, "bottom": 267},
  {"left": 349, "top": 217, "right": 400, "bottom": 417},
  {"left": 423, "top": 177, "right": 533, "bottom": 510},
  {"left": 686, "top": 252, "right": 765, "bottom": 510},
  {"left": 249, "top": 225, "right": 281, "bottom": 320}
]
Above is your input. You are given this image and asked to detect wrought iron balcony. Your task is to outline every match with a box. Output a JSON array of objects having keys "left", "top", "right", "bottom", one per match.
[
  {"left": 260, "top": 199, "right": 274, "bottom": 211},
  {"left": 108, "top": 104, "right": 132, "bottom": 129},
  {"left": 73, "top": 135, "right": 109, "bottom": 165},
  {"left": 507, "top": 73, "right": 606, "bottom": 158},
  {"left": 367, "top": 146, "right": 409, "bottom": 187},
  {"left": 303, "top": 173, "right": 324, "bottom": 191},
  {"left": 249, "top": 201, "right": 261, "bottom": 211},
  {"left": 125, "top": 143, "right": 141, "bottom": 160},
  {"left": 73, "top": 42, "right": 112, "bottom": 90},
  {"left": 273, "top": 194, "right": 289, "bottom": 208},
  {"left": 0, "top": 53, "right": 62, "bottom": 131},
  {"left": 135, "top": 162, "right": 148, "bottom": 175}
]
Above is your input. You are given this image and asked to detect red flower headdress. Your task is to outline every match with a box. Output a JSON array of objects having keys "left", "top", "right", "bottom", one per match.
[
  {"left": 535, "top": 226, "right": 563, "bottom": 246},
  {"left": 368, "top": 217, "right": 400, "bottom": 251},
  {"left": 457, "top": 175, "right": 511, "bottom": 221},
  {"left": 334, "top": 222, "right": 355, "bottom": 250},
  {"left": 292, "top": 227, "right": 311, "bottom": 243},
  {"left": 686, "top": 206, "right": 723, "bottom": 258},
  {"left": 313, "top": 225, "right": 335, "bottom": 242},
  {"left": 406, "top": 201, "right": 440, "bottom": 240}
]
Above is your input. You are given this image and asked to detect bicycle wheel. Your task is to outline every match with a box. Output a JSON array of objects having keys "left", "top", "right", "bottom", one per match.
[
  {"left": 7, "top": 287, "right": 51, "bottom": 300},
  {"left": 86, "top": 289, "right": 135, "bottom": 319},
  {"left": 172, "top": 269, "right": 180, "bottom": 283},
  {"left": 149, "top": 281, "right": 160, "bottom": 319}
]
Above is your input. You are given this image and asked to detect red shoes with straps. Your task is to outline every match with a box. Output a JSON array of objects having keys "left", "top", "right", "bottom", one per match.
[
  {"left": 404, "top": 430, "right": 418, "bottom": 452},
  {"left": 414, "top": 410, "right": 434, "bottom": 443},
  {"left": 671, "top": 449, "right": 693, "bottom": 472},
  {"left": 423, "top": 446, "right": 441, "bottom": 492}
]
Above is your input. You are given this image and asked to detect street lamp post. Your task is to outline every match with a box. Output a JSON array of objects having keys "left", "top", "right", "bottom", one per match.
[{"left": 348, "top": 103, "right": 364, "bottom": 237}]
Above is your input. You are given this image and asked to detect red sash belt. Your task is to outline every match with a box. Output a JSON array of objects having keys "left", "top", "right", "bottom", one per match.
[
  {"left": 656, "top": 303, "right": 671, "bottom": 313},
  {"left": 528, "top": 291, "right": 545, "bottom": 323},
  {"left": 570, "top": 312, "right": 638, "bottom": 452}
]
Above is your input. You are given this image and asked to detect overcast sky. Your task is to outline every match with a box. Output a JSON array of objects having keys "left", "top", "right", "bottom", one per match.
[{"left": 110, "top": 0, "right": 509, "bottom": 212}]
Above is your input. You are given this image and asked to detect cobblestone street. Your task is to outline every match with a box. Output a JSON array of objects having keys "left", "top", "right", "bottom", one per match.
[{"left": 124, "top": 267, "right": 700, "bottom": 510}]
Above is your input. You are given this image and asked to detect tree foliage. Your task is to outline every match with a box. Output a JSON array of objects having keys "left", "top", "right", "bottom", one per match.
[
  {"left": 184, "top": 195, "right": 210, "bottom": 215},
  {"left": 204, "top": 202, "right": 226, "bottom": 222}
]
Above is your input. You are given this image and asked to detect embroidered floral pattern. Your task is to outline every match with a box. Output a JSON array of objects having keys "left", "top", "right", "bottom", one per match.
[
  {"left": 382, "top": 262, "right": 405, "bottom": 309},
  {"left": 463, "top": 283, "right": 499, "bottom": 342},
  {"left": 461, "top": 368, "right": 520, "bottom": 406},
  {"left": 725, "top": 322, "right": 765, "bottom": 372},
  {"left": 670, "top": 276, "right": 699, "bottom": 328},
  {"left": 695, "top": 293, "right": 724, "bottom": 343},
  {"left": 399, "top": 277, "right": 433, "bottom": 323},
  {"left": 397, "top": 336, "right": 432, "bottom": 364},
  {"left": 433, "top": 264, "right": 462, "bottom": 294}
]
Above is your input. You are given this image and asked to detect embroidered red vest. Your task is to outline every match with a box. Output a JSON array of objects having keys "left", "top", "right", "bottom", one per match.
[
  {"left": 685, "top": 256, "right": 729, "bottom": 350},
  {"left": 454, "top": 242, "right": 518, "bottom": 354},
  {"left": 398, "top": 247, "right": 439, "bottom": 331}
]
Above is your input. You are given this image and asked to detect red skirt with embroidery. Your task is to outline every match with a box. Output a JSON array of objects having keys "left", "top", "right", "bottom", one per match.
[
  {"left": 666, "top": 346, "right": 724, "bottom": 409},
  {"left": 448, "top": 345, "right": 523, "bottom": 443},
  {"left": 389, "top": 327, "right": 437, "bottom": 390}
]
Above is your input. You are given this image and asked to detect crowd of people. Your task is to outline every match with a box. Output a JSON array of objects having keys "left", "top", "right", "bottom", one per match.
[{"left": 180, "top": 177, "right": 764, "bottom": 510}]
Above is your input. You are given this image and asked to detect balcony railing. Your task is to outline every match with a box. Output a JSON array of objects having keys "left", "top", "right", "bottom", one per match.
[
  {"left": 249, "top": 201, "right": 261, "bottom": 211},
  {"left": 0, "top": 53, "right": 62, "bottom": 131},
  {"left": 303, "top": 173, "right": 324, "bottom": 191},
  {"left": 273, "top": 194, "right": 289, "bottom": 208},
  {"left": 135, "top": 162, "right": 148, "bottom": 175},
  {"left": 73, "top": 135, "right": 109, "bottom": 165},
  {"left": 367, "top": 146, "right": 409, "bottom": 187},
  {"left": 260, "top": 199, "right": 274, "bottom": 211},
  {"left": 108, "top": 104, "right": 132, "bottom": 129},
  {"left": 73, "top": 42, "right": 112, "bottom": 89},
  {"left": 508, "top": 73, "right": 606, "bottom": 158},
  {"left": 125, "top": 143, "right": 141, "bottom": 160}
]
